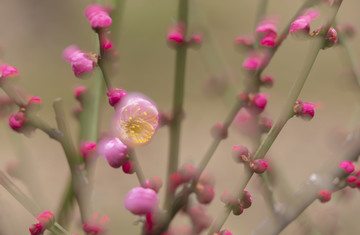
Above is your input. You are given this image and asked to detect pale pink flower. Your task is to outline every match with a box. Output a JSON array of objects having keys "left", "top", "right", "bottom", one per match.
[
  {"left": 85, "top": 4, "right": 112, "bottom": 29},
  {"left": 339, "top": 161, "right": 355, "bottom": 174},
  {"left": 124, "top": 186, "right": 159, "bottom": 215},
  {"left": 114, "top": 95, "right": 159, "bottom": 147},
  {"left": 0, "top": 63, "right": 18, "bottom": 79}
]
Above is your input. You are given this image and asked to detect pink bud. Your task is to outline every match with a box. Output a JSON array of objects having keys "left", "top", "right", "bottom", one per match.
[
  {"left": 179, "top": 163, "right": 197, "bottom": 183},
  {"left": 188, "top": 34, "right": 202, "bottom": 49},
  {"left": 106, "top": 88, "right": 127, "bottom": 107},
  {"left": 251, "top": 159, "right": 269, "bottom": 174},
  {"left": 122, "top": 161, "right": 135, "bottom": 174},
  {"left": 259, "top": 115, "right": 273, "bottom": 133},
  {"left": 220, "top": 191, "right": 236, "bottom": 206},
  {"left": 28, "top": 96, "right": 42, "bottom": 105},
  {"left": 85, "top": 4, "right": 112, "bottom": 29},
  {"left": 198, "top": 171, "right": 215, "bottom": 187},
  {"left": 347, "top": 176, "right": 357, "bottom": 187},
  {"left": 79, "top": 141, "right": 97, "bottom": 160},
  {"left": 210, "top": 123, "right": 228, "bottom": 139},
  {"left": 232, "top": 145, "right": 251, "bottom": 163},
  {"left": 169, "top": 172, "right": 182, "bottom": 192},
  {"left": 234, "top": 35, "right": 254, "bottom": 48},
  {"left": 318, "top": 190, "right": 331, "bottom": 203},
  {"left": 290, "top": 10, "right": 318, "bottom": 34},
  {"left": 144, "top": 177, "right": 163, "bottom": 193},
  {"left": 74, "top": 86, "right": 88, "bottom": 101},
  {"left": 62, "top": 45, "right": 95, "bottom": 77},
  {"left": 167, "top": 23, "right": 185, "bottom": 47},
  {"left": 293, "top": 100, "right": 315, "bottom": 120},
  {"left": 232, "top": 205, "right": 244, "bottom": 216},
  {"left": 256, "top": 19, "right": 278, "bottom": 34},
  {"left": 102, "top": 138, "right": 128, "bottom": 168},
  {"left": 9, "top": 112, "right": 27, "bottom": 131},
  {"left": 29, "top": 211, "right": 54, "bottom": 235},
  {"left": 339, "top": 161, "right": 355, "bottom": 174},
  {"left": 260, "top": 74, "right": 274, "bottom": 88},
  {"left": 323, "top": 27, "right": 338, "bottom": 49},
  {"left": 0, "top": 63, "right": 19, "bottom": 79},
  {"left": 83, "top": 213, "right": 109, "bottom": 234},
  {"left": 195, "top": 184, "right": 215, "bottom": 204},
  {"left": 124, "top": 187, "right": 159, "bottom": 215},
  {"left": 187, "top": 205, "right": 212, "bottom": 233},
  {"left": 242, "top": 51, "right": 269, "bottom": 70},
  {"left": 218, "top": 229, "right": 233, "bottom": 235},
  {"left": 240, "top": 189, "right": 252, "bottom": 209},
  {"left": 249, "top": 93, "right": 267, "bottom": 113}
]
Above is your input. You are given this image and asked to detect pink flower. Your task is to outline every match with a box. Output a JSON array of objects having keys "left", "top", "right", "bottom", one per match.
[
  {"left": 85, "top": 4, "right": 112, "bottom": 29},
  {"left": 0, "top": 63, "right": 18, "bottom": 79},
  {"left": 290, "top": 10, "right": 319, "bottom": 34},
  {"left": 62, "top": 45, "right": 95, "bottom": 77},
  {"left": 100, "top": 137, "right": 128, "bottom": 168},
  {"left": 106, "top": 88, "right": 127, "bottom": 107},
  {"left": 83, "top": 213, "right": 109, "bottom": 235},
  {"left": 29, "top": 211, "right": 54, "bottom": 235},
  {"left": 114, "top": 95, "right": 159, "bottom": 147},
  {"left": 339, "top": 161, "right": 355, "bottom": 174},
  {"left": 124, "top": 187, "right": 159, "bottom": 215}
]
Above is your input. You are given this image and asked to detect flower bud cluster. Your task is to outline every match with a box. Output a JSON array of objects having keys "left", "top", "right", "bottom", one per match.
[
  {"left": 29, "top": 211, "right": 55, "bottom": 235},
  {"left": 232, "top": 145, "right": 269, "bottom": 174},
  {"left": 220, "top": 189, "right": 253, "bottom": 216}
]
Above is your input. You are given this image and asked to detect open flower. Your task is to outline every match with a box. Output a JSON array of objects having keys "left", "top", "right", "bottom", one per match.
[{"left": 114, "top": 95, "right": 159, "bottom": 147}]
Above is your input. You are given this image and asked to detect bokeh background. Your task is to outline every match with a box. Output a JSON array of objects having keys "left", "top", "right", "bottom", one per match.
[{"left": 0, "top": 0, "right": 360, "bottom": 234}]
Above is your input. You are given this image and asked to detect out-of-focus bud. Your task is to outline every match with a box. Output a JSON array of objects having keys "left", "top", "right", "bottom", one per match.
[
  {"left": 339, "top": 161, "right": 355, "bottom": 174},
  {"left": 232, "top": 205, "right": 244, "bottom": 216},
  {"left": 144, "top": 177, "right": 163, "bottom": 193},
  {"left": 250, "top": 159, "right": 269, "bottom": 174},
  {"left": 210, "top": 123, "right": 228, "bottom": 139},
  {"left": 122, "top": 160, "right": 135, "bottom": 174},
  {"left": 124, "top": 187, "right": 159, "bottom": 215},
  {"left": 83, "top": 213, "right": 110, "bottom": 234},
  {"left": 232, "top": 145, "right": 251, "bottom": 163},
  {"left": 167, "top": 22, "right": 185, "bottom": 48},
  {"left": 260, "top": 74, "right": 274, "bottom": 88},
  {"left": 239, "top": 189, "right": 252, "bottom": 209},
  {"left": 195, "top": 184, "right": 215, "bottom": 204},
  {"left": 106, "top": 88, "right": 127, "bottom": 107},
  {"left": 188, "top": 34, "right": 202, "bottom": 49},
  {"left": 179, "top": 163, "right": 197, "bottom": 183}
]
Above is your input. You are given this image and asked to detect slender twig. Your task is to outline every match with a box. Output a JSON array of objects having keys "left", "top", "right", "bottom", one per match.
[
  {"left": 129, "top": 150, "right": 146, "bottom": 186},
  {"left": 163, "top": 0, "right": 189, "bottom": 210},
  {"left": 0, "top": 170, "right": 71, "bottom": 235}
]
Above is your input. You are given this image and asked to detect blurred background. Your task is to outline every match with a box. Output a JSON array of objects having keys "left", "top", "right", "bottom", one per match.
[{"left": 0, "top": 0, "right": 360, "bottom": 234}]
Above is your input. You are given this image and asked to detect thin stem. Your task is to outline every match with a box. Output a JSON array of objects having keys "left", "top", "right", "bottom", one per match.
[
  {"left": 129, "top": 150, "right": 146, "bottom": 186},
  {"left": 164, "top": 0, "right": 189, "bottom": 210},
  {"left": 53, "top": 99, "right": 90, "bottom": 223},
  {"left": 260, "top": 172, "right": 276, "bottom": 212},
  {"left": 0, "top": 170, "right": 70, "bottom": 235},
  {"left": 336, "top": 21, "right": 360, "bottom": 86},
  {"left": 208, "top": 168, "right": 253, "bottom": 234}
]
